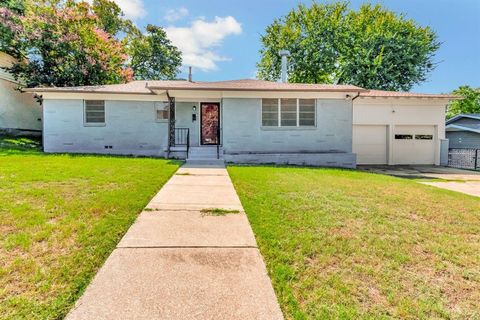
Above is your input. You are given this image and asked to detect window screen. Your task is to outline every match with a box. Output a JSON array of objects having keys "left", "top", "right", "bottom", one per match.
[
  {"left": 155, "top": 101, "right": 169, "bottom": 121},
  {"left": 262, "top": 98, "right": 316, "bottom": 127},
  {"left": 280, "top": 99, "right": 297, "bottom": 127},
  {"left": 299, "top": 99, "right": 315, "bottom": 126},
  {"left": 84, "top": 100, "right": 105, "bottom": 124},
  {"left": 262, "top": 99, "right": 279, "bottom": 126}
]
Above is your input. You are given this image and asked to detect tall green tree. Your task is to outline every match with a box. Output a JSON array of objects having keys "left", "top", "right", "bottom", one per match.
[
  {"left": 91, "top": 0, "right": 125, "bottom": 36},
  {"left": 128, "top": 24, "right": 182, "bottom": 80},
  {"left": 447, "top": 86, "right": 480, "bottom": 119},
  {"left": 257, "top": 2, "right": 440, "bottom": 91}
]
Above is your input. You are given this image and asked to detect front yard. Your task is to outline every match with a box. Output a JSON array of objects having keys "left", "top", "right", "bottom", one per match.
[
  {"left": 2, "top": 134, "right": 479, "bottom": 319},
  {"left": 228, "top": 166, "right": 480, "bottom": 319},
  {"left": 0, "top": 137, "right": 180, "bottom": 319}
]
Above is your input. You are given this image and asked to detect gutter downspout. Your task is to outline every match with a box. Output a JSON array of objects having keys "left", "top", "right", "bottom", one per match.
[
  {"left": 351, "top": 91, "right": 361, "bottom": 101},
  {"left": 350, "top": 91, "right": 362, "bottom": 166}
]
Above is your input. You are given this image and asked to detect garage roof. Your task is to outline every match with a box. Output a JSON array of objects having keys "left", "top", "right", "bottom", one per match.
[{"left": 360, "top": 89, "right": 458, "bottom": 99}]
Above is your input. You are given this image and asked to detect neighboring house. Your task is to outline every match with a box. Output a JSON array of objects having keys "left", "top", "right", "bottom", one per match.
[
  {"left": 26, "top": 79, "right": 455, "bottom": 168},
  {"left": 445, "top": 114, "right": 480, "bottom": 149},
  {"left": 0, "top": 52, "right": 42, "bottom": 134}
]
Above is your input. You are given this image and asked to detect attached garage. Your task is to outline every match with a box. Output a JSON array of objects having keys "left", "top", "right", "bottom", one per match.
[
  {"left": 393, "top": 125, "right": 436, "bottom": 164},
  {"left": 353, "top": 125, "right": 387, "bottom": 164},
  {"left": 353, "top": 90, "right": 455, "bottom": 165}
]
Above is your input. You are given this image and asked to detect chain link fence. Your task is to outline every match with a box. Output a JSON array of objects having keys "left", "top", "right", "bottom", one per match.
[{"left": 448, "top": 148, "right": 480, "bottom": 170}]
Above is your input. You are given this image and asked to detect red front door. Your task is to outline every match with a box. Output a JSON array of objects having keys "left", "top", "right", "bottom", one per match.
[{"left": 200, "top": 103, "right": 220, "bottom": 145}]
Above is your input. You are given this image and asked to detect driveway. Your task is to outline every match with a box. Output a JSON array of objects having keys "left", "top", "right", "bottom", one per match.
[
  {"left": 359, "top": 165, "right": 480, "bottom": 197},
  {"left": 66, "top": 164, "right": 283, "bottom": 320}
]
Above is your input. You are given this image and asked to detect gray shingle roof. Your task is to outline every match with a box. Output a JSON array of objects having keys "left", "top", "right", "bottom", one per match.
[
  {"left": 25, "top": 79, "right": 365, "bottom": 94},
  {"left": 360, "top": 89, "right": 457, "bottom": 99},
  {"left": 24, "top": 79, "right": 457, "bottom": 99}
]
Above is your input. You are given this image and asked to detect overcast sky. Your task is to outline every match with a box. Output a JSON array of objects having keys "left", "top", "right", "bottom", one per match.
[{"left": 113, "top": 0, "right": 479, "bottom": 93}]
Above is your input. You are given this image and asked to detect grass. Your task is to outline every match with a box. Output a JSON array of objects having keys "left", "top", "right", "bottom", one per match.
[
  {"left": 0, "top": 135, "right": 42, "bottom": 155},
  {"left": 228, "top": 165, "right": 480, "bottom": 319},
  {"left": 200, "top": 208, "right": 241, "bottom": 216},
  {"left": 0, "top": 136, "right": 180, "bottom": 319}
]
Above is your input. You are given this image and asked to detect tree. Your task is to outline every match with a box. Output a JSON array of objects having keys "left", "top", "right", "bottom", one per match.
[
  {"left": 447, "top": 86, "right": 480, "bottom": 119},
  {"left": 0, "top": 0, "right": 182, "bottom": 87},
  {"left": 257, "top": 2, "right": 440, "bottom": 91},
  {"left": 128, "top": 24, "right": 182, "bottom": 80},
  {"left": 1, "top": 0, "right": 132, "bottom": 87},
  {"left": 91, "top": 0, "right": 125, "bottom": 36},
  {"left": 0, "top": 0, "right": 25, "bottom": 57}
]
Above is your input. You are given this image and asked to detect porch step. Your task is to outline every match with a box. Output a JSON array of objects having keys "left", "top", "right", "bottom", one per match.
[
  {"left": 186, "top": 159, "right": 226, "bottom": 166},
  {"left": 187, "top": 146, "right": 224, "bottom": 160}
]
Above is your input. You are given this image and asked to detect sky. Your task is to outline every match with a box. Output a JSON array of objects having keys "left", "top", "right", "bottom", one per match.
[{"left": 114, "top": 0, "right": 479, "bottom": 93}]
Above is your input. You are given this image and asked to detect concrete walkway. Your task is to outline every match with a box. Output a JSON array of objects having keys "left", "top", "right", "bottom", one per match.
[
  {"left": 66, "top": 164, "right": 283, "bottom": 320},
  {"left": 420, "top": 181, "right": 480, "bottom": 197},
  {"left": 360, "top": 165, "right": 480, "bottom": 197}
]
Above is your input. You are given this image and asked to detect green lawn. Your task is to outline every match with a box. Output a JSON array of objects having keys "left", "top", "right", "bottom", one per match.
[
  {"left": 0, "top": 136, "right": 180, "bottom": 319},
  {"left": 228, "top": 166, "right": 480, "bottom": 319}
]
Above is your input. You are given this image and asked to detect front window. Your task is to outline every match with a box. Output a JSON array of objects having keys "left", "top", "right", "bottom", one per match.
[
  {"left": 280, "top": 98, "right": 297, "bottom": 127},
  {"left": 261, "top": 99, "right": 279, "bottom": 126},
  {"left": 155, "top": 101, "right": 169, "bottom": 121},
  {"left": 262, "top": 98, "right": 316, "bottom": 127},
  {"left": 299, "top": 99, "right": 316, "bottom": 126}
]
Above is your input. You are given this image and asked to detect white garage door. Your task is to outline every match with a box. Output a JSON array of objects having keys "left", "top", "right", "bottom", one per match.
[
  {"left": 393, "top": 125, "right": 435, "bottom": 164},
  {"left": 353, "top": 125, "right": 388, "bottom": 164}
]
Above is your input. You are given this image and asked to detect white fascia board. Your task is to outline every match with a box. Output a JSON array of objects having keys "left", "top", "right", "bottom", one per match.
[
  {"left": 166, "top": 89, "right": 351, "bottom": 100},
  {"left": 40, "top": 89, "right": 355, "bottom": 102},
  {"left": 357, "top": 96, "right": 452, "bottom": 106},
  {"left": 40, "top": 92, "right": 168, "bottom": 101}
]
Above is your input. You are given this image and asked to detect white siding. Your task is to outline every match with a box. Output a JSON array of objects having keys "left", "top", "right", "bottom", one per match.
[
  {"left": 0, "top": 78, "right": 42, "bottom": 130},
  {"left": 0, "top": 52, "right": 42, "bottom": 131},
  {"left": 43, "top": 99, "right": 168, "bottom": 156},
  {"left": 0, "top": 52, "right": 16, "bottom": 82},
  {"left": 353, "top": 98, "right": 446, "bottom": 165}
]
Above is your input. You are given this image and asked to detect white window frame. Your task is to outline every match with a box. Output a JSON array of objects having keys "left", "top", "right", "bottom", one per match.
[
  {"left": 154, "top": 101, "right": 170, "bottom": 122},
  {"left": 298, "top": 98, "right": 316, "bottom": 127},
  {"left": 262, "top": 98, "right": 316, "bottom": 128},
  {"left": 83, "top": 100, "right": 106, "bottom": 127}
]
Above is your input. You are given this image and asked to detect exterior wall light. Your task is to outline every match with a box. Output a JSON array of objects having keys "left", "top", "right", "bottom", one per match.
[{"left": 192, "top": 105, "right": 197, "bottom": 122}]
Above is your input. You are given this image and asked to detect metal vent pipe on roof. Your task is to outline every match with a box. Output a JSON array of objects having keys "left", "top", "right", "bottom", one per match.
[
  {"left": 188, "top": 66, "right": 192, "bottom": 82},
  {"left": 279, "top": 50, "right": 290, "bottom": 83}
]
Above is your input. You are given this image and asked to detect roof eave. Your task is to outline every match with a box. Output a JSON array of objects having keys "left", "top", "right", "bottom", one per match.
[
  {"left": 23, "top": 88, "right": 156, "bottom": 95},
  {"left": 145, "top": 86, "right": 367, "bottom": 93},
  {"left": 446, "top": 124, "right": 480, "bottom": 134},
  {"left": 359, "top": 95, "right": 459, "bottom": 99},
  {"left": 446, "top": 114, "right": 480, "bottom": 125}
]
